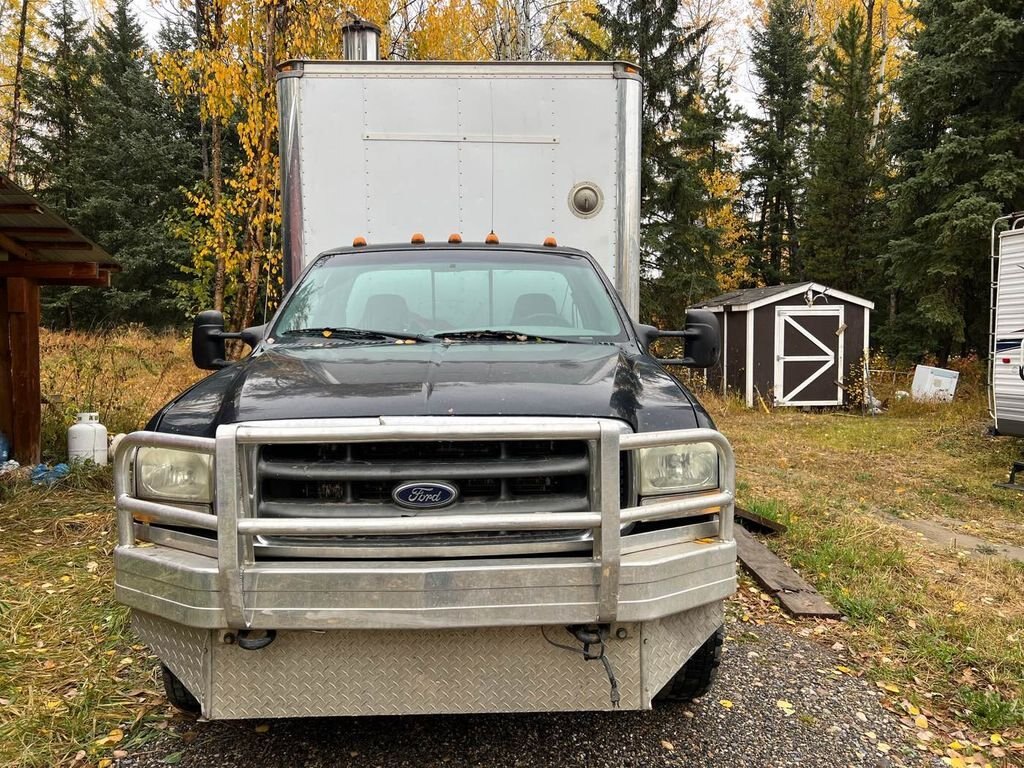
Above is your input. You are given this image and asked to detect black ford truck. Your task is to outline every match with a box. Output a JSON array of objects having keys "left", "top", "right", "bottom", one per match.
[{"left": 111, "top": 55, "right": 736, "bottom": 720}]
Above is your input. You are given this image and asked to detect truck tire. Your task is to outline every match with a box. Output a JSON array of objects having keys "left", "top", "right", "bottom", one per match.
[
  {"left": 655, "top": 626, "right": 724, "bottom": 704},
  {"left": 160, "top": 663, "right": 200, "bottom": 713}
]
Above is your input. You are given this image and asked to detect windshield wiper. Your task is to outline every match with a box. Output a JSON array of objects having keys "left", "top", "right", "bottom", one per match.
[
  {"left": 280, "top": 327, "right": 437, "bottom": 343},
  {"left": 435, "top": 329, "right": 586, "bottom": 344}
]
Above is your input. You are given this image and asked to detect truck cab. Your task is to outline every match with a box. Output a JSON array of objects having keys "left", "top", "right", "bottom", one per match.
[{"left": 112, "top": 57, "right": 737, "bottom": 719}]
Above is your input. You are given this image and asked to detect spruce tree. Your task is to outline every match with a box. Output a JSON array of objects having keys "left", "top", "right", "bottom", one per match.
[
  {"left": 568, "top": 0, "right": 718, "bottom": 325},
  {"left": 18, "top": 0, "right": 94, "bottom": 215},
  {"left": 43, "top": 0, "right": 200, "bottom": 327},
  {"left": 803, "top": 7, "right": 882, "bottom": 298},
  {"left": 742, "top": 0, "right": 815, "bottom": 284},
  {"left": 884, "top": 0, "right": 1024, "bottom": 358}
]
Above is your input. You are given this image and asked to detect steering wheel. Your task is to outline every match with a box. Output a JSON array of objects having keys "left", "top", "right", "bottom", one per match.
[{"left": 519, "top": 312, "right": 571, "bottom": 327}]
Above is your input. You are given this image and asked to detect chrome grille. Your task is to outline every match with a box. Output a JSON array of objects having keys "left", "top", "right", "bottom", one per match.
[
  {"left": 259, "top": 439, "right": 589, "bottom": 513},
  {"left": 253, "top": 438, "right": 627, "bottom": 555}
]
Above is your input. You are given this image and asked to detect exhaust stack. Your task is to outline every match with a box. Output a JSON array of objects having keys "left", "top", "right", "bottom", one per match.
[{"left": 343, "top": 19, "right": 381, "bottom": 61}]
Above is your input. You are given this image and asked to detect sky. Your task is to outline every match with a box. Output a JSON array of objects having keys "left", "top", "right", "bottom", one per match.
[{"left": 122, "top": 0, "right": 759, "bottom": 118}]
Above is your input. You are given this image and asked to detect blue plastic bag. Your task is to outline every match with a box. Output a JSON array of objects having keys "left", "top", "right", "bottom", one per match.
[{"left": 30, "top": 463, "right": 70, "bottom": 486}]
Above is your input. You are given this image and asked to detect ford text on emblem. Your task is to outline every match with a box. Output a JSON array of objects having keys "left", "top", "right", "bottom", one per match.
[{"left": 392, "top": 481, "right": 459, "bottom": 509}]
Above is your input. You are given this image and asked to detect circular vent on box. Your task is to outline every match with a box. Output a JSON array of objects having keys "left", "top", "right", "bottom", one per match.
[{"left": 568, "top": 182, "right": 603, "bottom": 219}]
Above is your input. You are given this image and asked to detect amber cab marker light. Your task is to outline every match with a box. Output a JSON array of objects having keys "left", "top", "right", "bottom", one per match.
[
  {"left": 352, "top": 236, "right": 367, "bottom": 247},
  {"left": 543, "top": 236, "right": 557, "bottom": 247},
  {"left": 411, "top": 232, "right": 426, "bottom": 244},
  {"left": 448, "top": 233, "right": 463, "bottom": 244},
  {"left": 485, "top": 231, "right": 500, "bottom": 245}
]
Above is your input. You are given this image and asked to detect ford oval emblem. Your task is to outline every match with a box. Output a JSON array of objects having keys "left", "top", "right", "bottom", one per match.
[{"left": 392, "top": 480, "right": 459, "bottom": 510}]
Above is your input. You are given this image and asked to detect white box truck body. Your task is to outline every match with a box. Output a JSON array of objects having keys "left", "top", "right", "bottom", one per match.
[{"left": 277, "top": 60, "right": 642, "bottom": 317}]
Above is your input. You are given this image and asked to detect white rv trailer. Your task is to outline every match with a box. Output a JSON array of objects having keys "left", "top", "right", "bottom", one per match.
[
  {"left": 990, "top": 213, "right": 1024, "bottom": 441},
  {"left": 276, "top": 59, "right": 642, "bottom": 318}
]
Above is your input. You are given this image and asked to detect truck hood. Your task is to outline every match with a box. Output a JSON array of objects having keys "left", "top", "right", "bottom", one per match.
[{"left": 151, "top": 341, "right": 710, "bottom": 436}]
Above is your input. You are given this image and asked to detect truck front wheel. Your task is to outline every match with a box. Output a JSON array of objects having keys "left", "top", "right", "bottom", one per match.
[
  {"left": 655, "top": 626, "right": 724, "bottom": 704},
  {"left": 160, "top": 663, "right": 200, "bottom": 713}
]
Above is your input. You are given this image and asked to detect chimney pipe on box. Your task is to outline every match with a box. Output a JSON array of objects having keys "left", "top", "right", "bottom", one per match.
[{"left": 343, "top": 18, "right": 381, "bottom": 61}]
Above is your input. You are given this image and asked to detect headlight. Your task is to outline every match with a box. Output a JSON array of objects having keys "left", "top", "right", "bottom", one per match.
[
  {"left": 136, "top": 448, "right": 213, "bottom": 503},
  {"left": 638, "top": 443, "right": 718, "bottom": 496}
]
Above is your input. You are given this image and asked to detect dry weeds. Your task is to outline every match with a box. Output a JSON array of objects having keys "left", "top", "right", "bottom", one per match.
[{"left": 38, "top": 328, "right": 202, "bottom": 462}]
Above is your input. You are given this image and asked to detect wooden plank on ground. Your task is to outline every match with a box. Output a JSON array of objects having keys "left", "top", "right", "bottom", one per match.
[
  {"left": 736, "top": 505, "right": 787, "bottom": 534},
  {"left": 734, "top": 526, "right": 841, "bottom": 619}
]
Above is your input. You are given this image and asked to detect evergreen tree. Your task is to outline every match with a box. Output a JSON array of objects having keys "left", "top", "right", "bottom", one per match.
[
  {"left": 568, "top": 0, "right": 718, "bottom": 326},
  {"left": 692, "top": 60, "right": 749, "bottom": 291},
  {"left": 43, "top": 0, "right": 200, "bottom": 327},
  {"left": 742, "top": 0, "right": 815, "bottom": 284},
  {"left": 884, "top": 0, "right": 1024, "bottom": 359},
  {"left": 803, "top": 7, "right": 882, "bottom": 298},
  {"left": 18, "top": 0, "right": 94, "bottom": 214}
]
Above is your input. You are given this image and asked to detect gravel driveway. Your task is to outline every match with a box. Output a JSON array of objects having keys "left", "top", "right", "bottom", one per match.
[{"left": 121, "top": 620, "right": 938, "bottom": 768}]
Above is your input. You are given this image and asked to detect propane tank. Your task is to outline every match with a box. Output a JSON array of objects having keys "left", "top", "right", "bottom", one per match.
[{"left": 68, "top": 412, "right": 108, "bottom": 465}]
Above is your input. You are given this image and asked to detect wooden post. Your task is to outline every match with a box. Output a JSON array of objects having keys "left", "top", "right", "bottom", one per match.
[
  {"left": 0, "top": 280, "right": 13, "bottom": 456},
  {"left": 6, "top": 276, "right": 41, "bottom": 464}
]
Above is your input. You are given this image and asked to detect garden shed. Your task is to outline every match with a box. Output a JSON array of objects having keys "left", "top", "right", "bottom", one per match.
[
  {"left": 698, "top": 282, "right": 874, "bottom": 408},
  {"left": 0, "top": 175, "right": 117, "bottom": 464}
]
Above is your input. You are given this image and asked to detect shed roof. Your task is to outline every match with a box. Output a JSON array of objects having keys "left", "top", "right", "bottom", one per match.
[
  {"left": 0, "top": 175, "right": 116, "bottom": 266},
  {"left": 699, "top": 281, "right": 875, "bottom": 312}
]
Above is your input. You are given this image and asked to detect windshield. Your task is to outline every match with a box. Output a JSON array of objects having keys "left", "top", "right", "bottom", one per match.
[{"left": 272, "top": 249, "right": 628, "bottom": 342}]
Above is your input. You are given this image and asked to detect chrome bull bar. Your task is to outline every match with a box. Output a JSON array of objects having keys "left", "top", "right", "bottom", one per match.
[{"left": 114, "top": 419, "right": 735, "bottom": 629}]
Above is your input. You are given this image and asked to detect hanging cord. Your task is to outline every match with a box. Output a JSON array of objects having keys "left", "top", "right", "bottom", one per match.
[
  {"left": 489, "top": 80, "right": 496, "bottom": 236},
  {"left": 541, "top": 625, "right": 620, "bottom": 708}
]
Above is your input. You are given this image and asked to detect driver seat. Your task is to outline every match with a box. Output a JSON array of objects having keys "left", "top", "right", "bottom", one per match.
[
  {"left": 361, "top": 293, "right": 410, "bottom": 330},
  {"left": 510, "top": 293, "right": 564, "bottom": 325}
]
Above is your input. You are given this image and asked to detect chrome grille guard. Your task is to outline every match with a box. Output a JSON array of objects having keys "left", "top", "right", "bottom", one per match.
[{"left": 114, "top": 417, "right": 735, "bottom": 629}]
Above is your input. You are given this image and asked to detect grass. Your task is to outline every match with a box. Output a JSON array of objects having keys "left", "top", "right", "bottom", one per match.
[
  {"left": 701, "top": 378, "right": 1024, "bottom": 744},
  {"left": 2, "top": 329, "right": 198, "bottom": 767},
  {"left": 2, "top": 334, "right": 1023, "bottom": 763},
  {"left": 0, "top": 466, "right": 169, "bottom": 768}
]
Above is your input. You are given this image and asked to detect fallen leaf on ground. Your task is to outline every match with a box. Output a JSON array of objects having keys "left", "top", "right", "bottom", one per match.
[{"left": 719, "top": 699, "right": 733, "bottom": 709}]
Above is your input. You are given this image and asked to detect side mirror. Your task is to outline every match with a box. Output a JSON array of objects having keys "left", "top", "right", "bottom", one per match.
[
  {"left": 191, "top": 313, "right": 267, "bottom": 371},
  {"left": 640, "top": 309, "right": 721, "bottom": 368},
  {"left": 192, "top": 310, "right": 229, "bottom": 370}
]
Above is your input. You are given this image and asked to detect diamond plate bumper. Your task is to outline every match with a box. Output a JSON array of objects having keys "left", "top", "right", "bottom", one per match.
[{"left": 134, "top": 601, "right": 723, "bottom": 718}]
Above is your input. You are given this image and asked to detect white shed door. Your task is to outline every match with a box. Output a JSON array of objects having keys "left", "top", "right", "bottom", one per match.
[{"left": 774, "top": 306, "right": 845, "bottom": 406}]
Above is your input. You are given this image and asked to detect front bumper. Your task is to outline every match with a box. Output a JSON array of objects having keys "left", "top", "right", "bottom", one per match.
[
  {"left": 114, "top": 418, "right": 736, "bottom": 630},
  {"left": 115, "top": 535, "right": 735, "bottom": 630}
]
